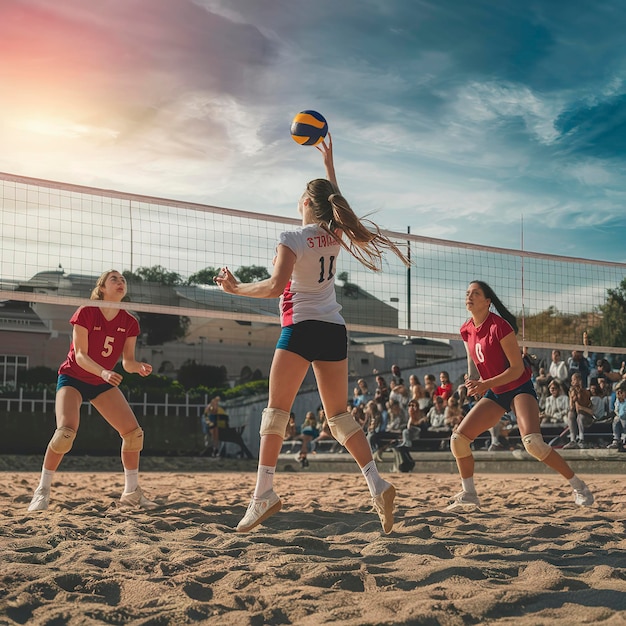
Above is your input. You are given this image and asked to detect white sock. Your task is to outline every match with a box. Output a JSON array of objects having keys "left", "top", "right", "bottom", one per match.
[
  {"left": 39, "top": 468, "right": 54, "bottom": 490},
  {"left": 461, "top": 476, "right": 476, "bottom": 494},
  {"left": 124, "top": 469, "right": 139, "bottom": 493},
  {"left": 361, "top": 460, "right": 388, "bottom": 497},
  {"left": 253, "top": 465, "right": 275, "bottom": 499},
  {"left": 569, "top": 475, "right": 585, "bottom": 491}
]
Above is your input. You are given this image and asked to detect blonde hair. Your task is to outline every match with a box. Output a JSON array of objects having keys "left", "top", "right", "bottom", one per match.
[
  {"left": 305, "top": 179, "right": 410, "bottom": 272},
  {"left": 90, "top": 269, "right": 119, "bottom": 300}
]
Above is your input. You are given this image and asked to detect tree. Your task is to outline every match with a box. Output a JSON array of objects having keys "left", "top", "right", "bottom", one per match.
[
  {"left": 17, "top": 366, "right": 57, "bottom": 388},
  {"left": 138, "top": 312, "right": 190, "bottom": 346},
  {"left": 188, "top": 267, "right": 221, "bottom": 285},
  {"left": 235, "top": 265, "right": 270, "bottom": 283},
  {"left": 177, "top": 361, "right": 227, "bottom": 390},
  {"left": 589, "top": 277, "right": 626, "bottom": 348},
  {"left": 124, "top": 265, "right": 183, "bottom": 285}
]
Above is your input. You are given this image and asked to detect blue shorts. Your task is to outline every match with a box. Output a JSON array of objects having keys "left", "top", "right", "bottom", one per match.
[
  {"left": 276, "top": 320, "right": 347, "bottom": 362},
  {"left": 57, "top": 374, "right": 114, "bottom": 402},
  {"left": 484, "top": 379, "right": 537, "bottom": 412}
]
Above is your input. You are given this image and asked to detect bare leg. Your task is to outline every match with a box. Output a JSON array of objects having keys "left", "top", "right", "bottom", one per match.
[
  {"left": 512, "top": 394, "right": 574, "bottom": 480},
  {"left": 92, "top": 387, "right": 142, "bottom": 471},
  {"left": 41, "top": 386, "right": 83, "bottom": 472}
]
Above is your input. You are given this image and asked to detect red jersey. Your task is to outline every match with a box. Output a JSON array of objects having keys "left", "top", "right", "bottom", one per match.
[
  {"left": 434, "top": 383, "right": 453, "bottom": 400},
  {"left": 460, "top": 311, "right": 530, "bottom": 394},
  {"left": 58, "top": 306, "right": 140, "bottom": 385}
]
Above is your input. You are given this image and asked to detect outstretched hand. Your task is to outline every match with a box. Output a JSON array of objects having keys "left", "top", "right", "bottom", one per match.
[
  {"left": 316, "top": 133, "right": 338, "bottom": 190},
  {"left": 213, "top": 267, "right": 239, "bottom": 294}
]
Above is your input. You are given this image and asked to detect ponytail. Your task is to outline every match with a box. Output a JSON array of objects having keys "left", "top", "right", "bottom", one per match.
[{"left": 472, "top": 280, "right": 519, "bottom": 334}]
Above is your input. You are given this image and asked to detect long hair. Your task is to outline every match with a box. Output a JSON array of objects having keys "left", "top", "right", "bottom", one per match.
[
  {"left": 304, "top": 178, "right": 410, "bottom": 271},
  {"left": 90, "top": 269, "right": 118, "bottom": 300},
  {"left": 471, "top": 280, "right": 519, "bottom": 334}
]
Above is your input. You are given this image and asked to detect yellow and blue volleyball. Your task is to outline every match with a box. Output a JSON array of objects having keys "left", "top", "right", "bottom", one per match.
[{"left": 290, "top": 110, "right": 328, "bottom": 146}]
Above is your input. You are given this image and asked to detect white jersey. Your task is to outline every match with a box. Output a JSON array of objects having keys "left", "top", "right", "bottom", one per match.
[{"left": 278, "top": 224, "right": 344, "bottom": 326}]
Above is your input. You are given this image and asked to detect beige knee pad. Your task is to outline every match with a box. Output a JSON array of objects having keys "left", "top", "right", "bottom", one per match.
[
  {"left": 49, "top": 426, "right": 76, "bottom": 454},
  {"left": 522, "top": 433, "right": 552, "bottom": 461},
  {"left": 121, "top": 427, "right": 144, "bottom": 452},
  {"left": 327, "top": 411, "right": 361, "bottom": 446},
  {"left": 450, "top": 431, "right": 473, "bottom": 459},
  {"left": 259, "top": 408, "right": 290, "bottom": 437}
]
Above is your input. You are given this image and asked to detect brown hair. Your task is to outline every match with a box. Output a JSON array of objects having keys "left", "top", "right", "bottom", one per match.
[
  {"left": 304, "top": 178, "right": 410, "bottom": 271},
  {"left": 90, "top": 269, "right": 119, "bottom": 300}
]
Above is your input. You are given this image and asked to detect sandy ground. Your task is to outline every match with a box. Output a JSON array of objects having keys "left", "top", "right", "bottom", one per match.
[{"left": 2, "top": 467, "right": 626, "bottom": 625}]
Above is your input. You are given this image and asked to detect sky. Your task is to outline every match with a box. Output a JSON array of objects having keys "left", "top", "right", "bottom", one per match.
[{"left": 2, "top": 0, "right": 626, "bottom": 264}]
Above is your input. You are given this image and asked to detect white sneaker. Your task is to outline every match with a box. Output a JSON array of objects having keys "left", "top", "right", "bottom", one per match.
[
  {"left": 236, "top": 490, "right": 282, "bottom": 532},
  {"left": 372, "top": 484, "right": 396, "bottom": 533},
  {"left": 446, "top": 490, "right": 480, "bottom": 511},
  {"left": 119, "top": 486, "right": 158, "bottom": 510},
  {"left": 573, "top": 483, "right": 594, "bottom": 507},
  {"left": 28, "top": 486, "right": 50, "bottom": 511}
]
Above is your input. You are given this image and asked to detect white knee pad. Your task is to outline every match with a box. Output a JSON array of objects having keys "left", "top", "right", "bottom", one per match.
[
  {"left": 259, "top": 408, "right": 290, "bottom": 437},
  {"left": 49, "top": 426, "right": 76, "bottom": 454},
  {"left": 121, "top": 427, "right": 144, "bottom": 452},
  {"left": 522, "top": 433, "right": 552, "bottom": 461},
  {"left": 327, "top": 411, "right": 361, "bottom": 446},
  {"left": 450, "top": 431, "right": 473, "bottom": 459}
]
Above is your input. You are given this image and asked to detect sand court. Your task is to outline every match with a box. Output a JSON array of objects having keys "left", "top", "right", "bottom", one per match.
[{"left": 2, "top": 469, "right": 626, "bottom": 625}]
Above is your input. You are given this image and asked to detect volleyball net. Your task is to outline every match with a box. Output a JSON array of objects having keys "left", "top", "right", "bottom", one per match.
[{"left": 1, "top": 171, "right": 625, "bottom": 357}]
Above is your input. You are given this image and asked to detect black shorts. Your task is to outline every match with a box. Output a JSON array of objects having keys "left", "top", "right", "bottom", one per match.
[
  {"left": 276, "top": 320, "right": 347, "bottom": 362},
  {"left": 484, "top": 379, "right": 537, "bottom": 412},
  {"left": 57, "top": 374, "right": 114, "bottom": 402}
]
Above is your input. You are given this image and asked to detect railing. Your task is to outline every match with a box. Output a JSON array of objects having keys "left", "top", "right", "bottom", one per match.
[{"left": 0, "top": 388, "right": 209, "bottom": 418}]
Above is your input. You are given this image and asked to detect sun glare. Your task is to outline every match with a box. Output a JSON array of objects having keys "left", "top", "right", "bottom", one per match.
[{"left": 14, "top": 118, "right": 118, "bottom": 141}]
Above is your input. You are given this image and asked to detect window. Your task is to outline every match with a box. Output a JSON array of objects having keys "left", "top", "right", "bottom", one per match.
[{"left": 0, "top": 355, "right": 28, "bottom": 388}]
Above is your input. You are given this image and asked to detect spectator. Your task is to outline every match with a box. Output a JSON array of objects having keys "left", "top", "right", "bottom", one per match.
[
  {"left": 567, "top": 350, "right": 590, "bottom": 387},
  {"left": 563, "top": 373, "right": 594, "bottom": 449},
  {"left": 365, "top": 400, "right": 385, "bottom": 452},
  {"left": 426, "top": 396, "right": 449, "bottom": 433},
  {"left": 444, "top": 396, "right": 464, "bottom": 430},
  {"left": 312, "top": 412, "right": 339, "bottom": 452},
  {"left": 371, "top": 399, "right": 407, "bottom": 460},
  {"left": 374, "top": 375, "right": 389, "bottom": 411},
  {"left": 389, "top": 378, "right": 410, "bottom": 411},
  {"left": 390, "top": 364, "right": 403, "bottom": 385},
  {"left": 534, "top": 366, "right": 551, "bottom": 410},
  {"left": 409, "top": 374, "right": 431, "bottom": 413},
  {"left": 549, "top": 349, "right": 568, "bottom": 386},
  {"left": 284, "top": 412, "right": 299, "bottom": 441},
  {"left": 488, "top": 413, "right": 515, "bottom": 451},
  {"left": 387, "top": 399, "right": 408, "bottom": 431},
  {"left": 590, "top": 358, "right": 622, "bottom": 385},
  {"left": 607, "top": 383, "right": 626, "bottom": 451},
  {"left": 434, "top": 371, "right": 453, "bottom": 401},
  {"left": 296, "top": 412, "right": 319, "bottom": 467},
  {"left": 423, "top": 374, "right": 437, "bottom": 400},
  {"left": 589, "top": 382, "right": 610, "bottom": 421},
  {"left": 400, "top": 400, "right": 425, "bottom": 448},
  {"left": 540, "top": 381, "right": 569, "bottom": 424},
  {"left": 351, "top": 404, "right": 367, "bottom": 432},
  {"left": 522, "top": 346, "right": 542, "bottom": 378},
  {"left": 352, "top": 378, "right": 372, "bottom": 408},
  {"left": 203, "top": 396, "right": 226, "bottom": 457}
]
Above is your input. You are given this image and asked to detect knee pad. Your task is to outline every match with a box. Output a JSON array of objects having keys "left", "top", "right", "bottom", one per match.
[
  {"left": 450, "top": 431, "right": 473, "bottom": 459},
  {"left": 259, "top": 408, "right": 290, "bottom": 437},
  {"left": 522, "top": 433, "right": 552, "bottom": 461},
  {"left": 49, "top": 427, "right": 76, "bottom": 454},
  {"left": 121, "top": 427, "right": 144, "bottom": 452},
  {"left": 327, "top": 411, "right": 361, "bottom": 446}
]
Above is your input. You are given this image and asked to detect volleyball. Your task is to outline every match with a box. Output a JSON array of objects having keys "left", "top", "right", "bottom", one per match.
[{"left": 290, "top": 110, "right": 328, "bottom": 146}]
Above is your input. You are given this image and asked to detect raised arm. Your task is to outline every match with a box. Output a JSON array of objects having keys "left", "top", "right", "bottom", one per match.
[
  {"left": 316, "top": 133, "right": 339, "bottom": 191},
  {"left": 214, "top": 244, "right": 296, "bottom": 299}
]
